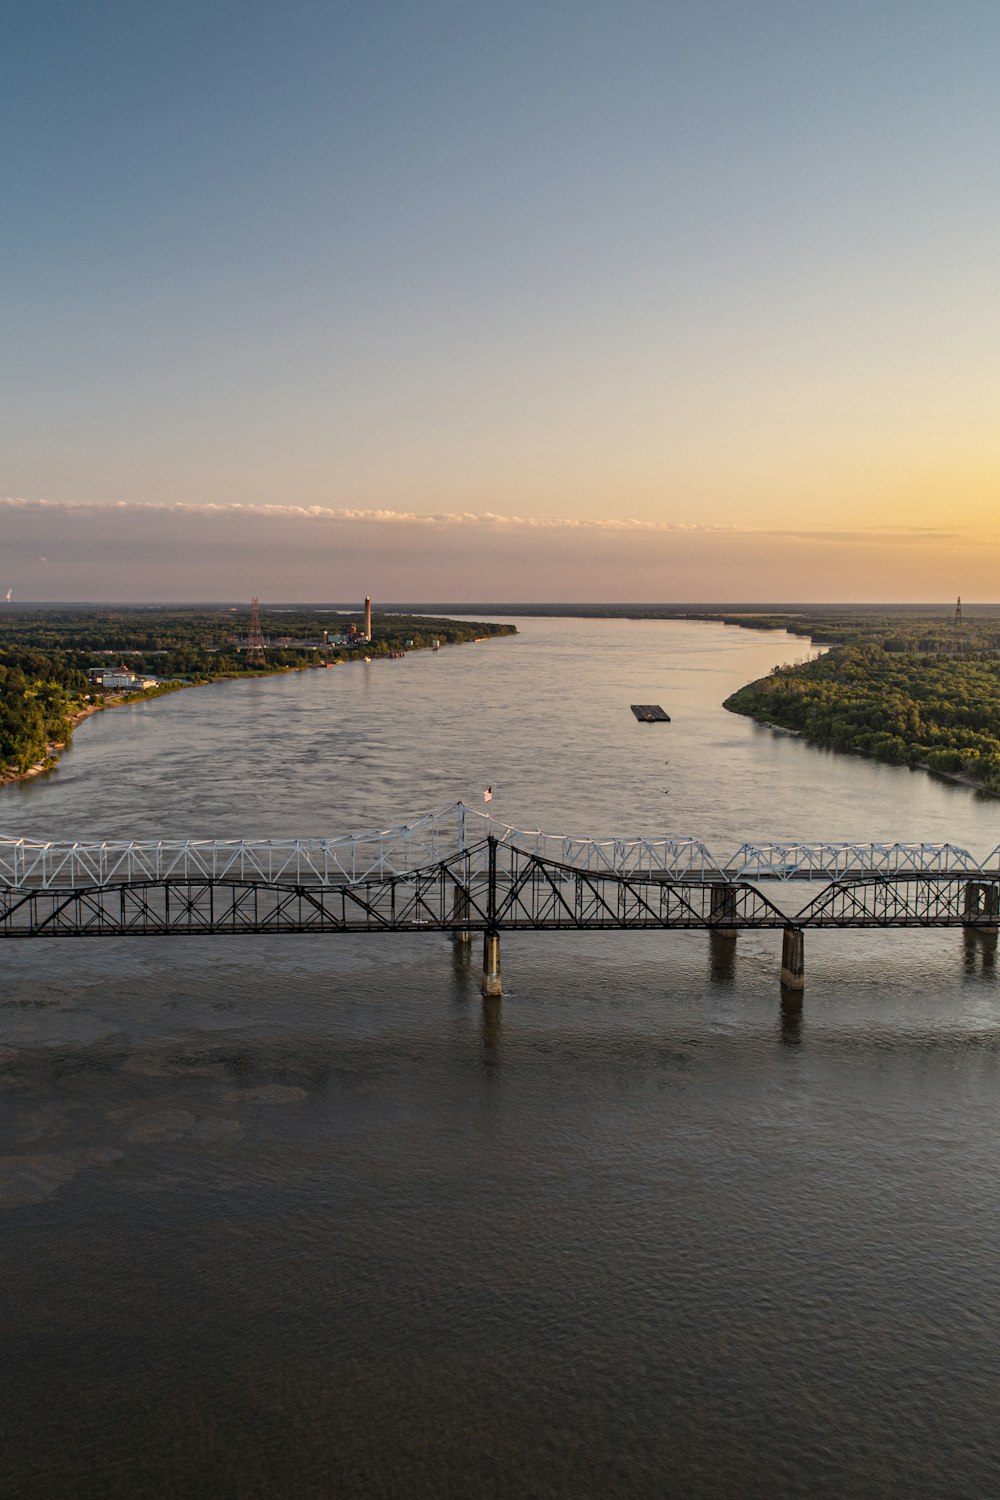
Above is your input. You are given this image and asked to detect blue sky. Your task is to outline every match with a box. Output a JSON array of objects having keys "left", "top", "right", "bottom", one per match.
[{"left": 3, "top": 1, "right": 998, "bottom": 599}]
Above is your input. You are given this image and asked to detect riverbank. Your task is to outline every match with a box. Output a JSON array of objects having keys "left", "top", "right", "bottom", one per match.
[
  {"left": 725, "top": 642, "right": 1000, "bottom": 799},
  {"left": 0, "top": 628, "right": 515, "bottom": 789},
  {"left": 744, "top": 712, "right": 1000, "bottom": 798},
  {"left": 0, "top": 695, "right": 136, "bottom": 788},
  {"left": 1, "top": 670, "right": 330, "bottom": 787}
]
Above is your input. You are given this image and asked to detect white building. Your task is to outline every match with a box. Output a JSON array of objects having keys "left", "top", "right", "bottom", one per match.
[{"left": 88, "top": 666, "right": 158, "bottom": 691}]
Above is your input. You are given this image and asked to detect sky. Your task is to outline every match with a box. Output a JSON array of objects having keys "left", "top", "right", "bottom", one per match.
[{"left": 2, "top": 0, "right": 998, "bottom": 602}]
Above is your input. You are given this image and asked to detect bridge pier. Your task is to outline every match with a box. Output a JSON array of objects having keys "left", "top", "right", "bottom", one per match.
[
  {"left": 780, "top": 927, "right": 805, "bottom": 992},
  {"left": 482, "top": 933, "right": 502, "bottom": 997},
  {"left": 964, "top": 923, "right": 997, "bottom": 970},
  {"left": 963, "top": 881, "right": 1000, "bottom": 926},
  {"left": 710, "top": 884, "right": 738, "bottom": 939},
  {"left": 451, "top": 885, "right": 473, "bottom": 944}
]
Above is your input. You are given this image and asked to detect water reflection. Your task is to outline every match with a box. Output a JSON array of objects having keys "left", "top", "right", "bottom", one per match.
[
  {"left": 779, "top": 990, "right": 804, "bottom": 1046},
  {"left": 707, "top": 930, "right": 737, "bottom": 987},
  {"left": 6, "top": 618, "right": 1000, "bottom": 1499},
  {"left": 480, "top": 995, "right": 503, "bottom": 1061},
  {"left": 449, "top": 934, "right": 473, "bottom": 977}
]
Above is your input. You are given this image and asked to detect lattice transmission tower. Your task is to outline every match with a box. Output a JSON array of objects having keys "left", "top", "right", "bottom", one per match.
[
  {"left": 246, "top": 596, "right": 267, "bottom": 666},
  {"left": 955, "top": 595, "right": 962, "bottom": 624}
]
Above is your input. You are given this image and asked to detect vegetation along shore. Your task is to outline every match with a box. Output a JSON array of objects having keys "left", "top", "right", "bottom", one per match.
[
  {"left": 4, "top": 600, "right": 998, "bottom": 799},
  {"left": 722, "top": 609, "right": 1000, "bottom": 797},
  {"left": 416, "top": 600, "right": 1000, "bottom": 797},
  {"left": 0, "top": 606, "right": 515, "bottom": 785}
]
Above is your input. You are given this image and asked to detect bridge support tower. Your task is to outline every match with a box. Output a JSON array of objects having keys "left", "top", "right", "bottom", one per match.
[
  {"left": 963, "top": 881, "right": 1000, "bottom": 926},
  {"left": 482, "top": 933, "right": 502, "bottom": 996},
  {"left": 710, "top": 884, "right": 738, "bottom": 939},
  {"left": 780, "top": 927, "right": 805, "bottom": 992}
]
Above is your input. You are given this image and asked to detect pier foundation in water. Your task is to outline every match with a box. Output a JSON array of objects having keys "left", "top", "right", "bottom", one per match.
[
  {"left": 482, "top": 933, "right": 502, "bottom": 996},
  {"left": 780, "top": 926, "right": 805, "bottom": 992}
]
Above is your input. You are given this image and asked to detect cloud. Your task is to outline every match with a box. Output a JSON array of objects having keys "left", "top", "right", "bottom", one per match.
[
  {"left": 0, "top": 496, "right": 959, "bottom": 543},
  {"left": 0, "top": 495, "right": 723, "bottom": 531},
  {"left": 0, "top": 495, "right": 993, "bottom": 602}
]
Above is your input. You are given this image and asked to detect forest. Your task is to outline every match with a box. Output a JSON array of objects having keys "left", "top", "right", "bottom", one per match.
[
  {"left": 0, "top": 607, "right": 515, "bottom": 780},
  {"left": 724, "top": 616, "right": 1000, "bottom": 794},
  {"left": 0, "top": 606, "right": 515, "bottom": 679},
  {"left": 0, "top": 647, "right": 87, "bottom": 774}
]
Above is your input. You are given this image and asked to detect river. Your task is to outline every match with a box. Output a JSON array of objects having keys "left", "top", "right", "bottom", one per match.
[{"left": 2, "top": 616, "right": 1000, "bottom": 1499}]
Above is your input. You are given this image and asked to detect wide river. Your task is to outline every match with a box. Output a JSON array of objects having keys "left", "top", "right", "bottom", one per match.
[{"left": 3, "top": 617, "right": 1000, "bottom": 1499}]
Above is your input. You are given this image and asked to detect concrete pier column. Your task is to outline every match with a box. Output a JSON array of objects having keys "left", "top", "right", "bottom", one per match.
[
  {"left": 963, "top": 881, "right": 984, "bottom": 922},
  {"left": 482, "top": 933, "right": 502, "bottom": 997},
  {"left": 964, "top": 881, "right": 1000, "bottom": 926},
  {"left": 710, "top": 884, "right": 738, "bottom": 939},
  {"left": 451, "top": 885, "right": 472, "bottom": 944},
  {"left": 964, "top": 923, "right": 998, "bottom": 969},
  {"left": 780, "top": 927, "right": 805, "bottom": 992}
]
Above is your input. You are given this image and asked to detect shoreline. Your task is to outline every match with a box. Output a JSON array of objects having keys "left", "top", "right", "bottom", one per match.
[
  {"left": 0, "top": 633, "right": 512, "bottom": 790},
  {"left": 0, "top": 697, "right": 129, "bottom": 788},
  {"left": 740, "top": 708, "right": 1000, "bottom": 800},
  {"left": 0, "top": 670, "right": 309, "bottom": 789},
  {"left": 6, "top": 615, "right": 996, "bottom": 804}
]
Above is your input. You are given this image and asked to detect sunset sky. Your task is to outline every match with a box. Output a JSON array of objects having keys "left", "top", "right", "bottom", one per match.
[{"left": 3, "top": 1, "right": 998, "bottom": 601}]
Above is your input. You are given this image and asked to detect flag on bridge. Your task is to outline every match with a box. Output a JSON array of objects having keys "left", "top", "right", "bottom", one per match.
[{"left": 484, "top": 787, "right": 493, "bottom": 803}]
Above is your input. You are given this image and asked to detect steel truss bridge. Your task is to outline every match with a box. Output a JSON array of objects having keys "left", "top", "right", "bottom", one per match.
[{"left": 1, "top": 805, "right": 998, "bottom": 993}]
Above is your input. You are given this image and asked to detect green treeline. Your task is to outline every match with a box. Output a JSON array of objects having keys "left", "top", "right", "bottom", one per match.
[
  {"left": 0, "top": 607, "right": 516, "bottom": 683},
  {"left": 0, "top": 648, "right": 88, "bottom": 773},
  {"left": 0, "top": 608, "right": 516, "bottom": 779},
  {"left": 711, "top": 611, "right": 1000, "bottom": 653},
  {"left": 725, "top": 630, "right": 1000, "bottom": 794}
]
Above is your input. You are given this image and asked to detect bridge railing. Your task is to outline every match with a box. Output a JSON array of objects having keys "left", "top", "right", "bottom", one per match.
[
  {"left": 0, "top": 804, "right": 727, "bottom": 889},
  {"left": 0, "top": 804, "right": 473, "bottom": 890},
  {"left": 0, "top": 803, "right": 998, "bottom": 890},
  {"left": 725, "top": 841, "right": 994, "bottom": 881},
  {"left": 477, "top": 815, "right": 725, "bottom": 879}
]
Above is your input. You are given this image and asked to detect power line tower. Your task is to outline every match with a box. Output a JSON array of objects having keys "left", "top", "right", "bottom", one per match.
[
  {"left": 955, "top": 595, "right": 962, "bottom": 625},
  {"left": 246, "top": 596, "right": 267, "bottom": 666}
]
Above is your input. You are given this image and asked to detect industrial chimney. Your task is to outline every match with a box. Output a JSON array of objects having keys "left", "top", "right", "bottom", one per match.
[{"left": 364, "top": 595, "right": 372, "bottom": 642}]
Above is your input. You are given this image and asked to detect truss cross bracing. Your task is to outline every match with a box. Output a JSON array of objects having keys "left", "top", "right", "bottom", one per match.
[
  {"left": 0, "top": 806, "right": 998, "bottom": 939},
  {"left": 1, "top": 804, "right": 998, "bottom": 892}
]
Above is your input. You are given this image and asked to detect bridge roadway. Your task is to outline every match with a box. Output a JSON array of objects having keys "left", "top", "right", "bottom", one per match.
[{"left": 1, "top": 804, "right": 998, "bottom": 996}]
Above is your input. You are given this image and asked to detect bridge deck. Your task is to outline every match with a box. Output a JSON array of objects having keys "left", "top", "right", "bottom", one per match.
[
  {"left": 0, "top": 867, "right": 996, "bottom": 937},
  {"left": 2, "top": 804, "right": 999, "bottom": 890},
  {"left": 0, "top": 808, "right": 996, "bottom": 941}
]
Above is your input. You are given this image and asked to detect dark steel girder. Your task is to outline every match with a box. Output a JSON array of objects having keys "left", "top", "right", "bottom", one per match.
[
  {"left": 792, "top": 875, "right": 1000, "bottom": 928},
  {"left": 0, "top": 858, "right": 996, "bottom": 937}
]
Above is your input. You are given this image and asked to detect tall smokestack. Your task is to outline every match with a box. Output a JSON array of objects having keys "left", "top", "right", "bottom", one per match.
[{"left": 364, "top": 595, "right": 372, "bottom": 642}]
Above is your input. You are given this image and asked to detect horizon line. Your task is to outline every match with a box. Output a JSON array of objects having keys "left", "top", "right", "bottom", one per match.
[{"left": 0, "top": 599, "right": 992, "bottom": 611}]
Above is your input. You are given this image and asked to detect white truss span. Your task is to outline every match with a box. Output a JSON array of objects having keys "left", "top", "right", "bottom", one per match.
[
  {"left": 725, "top": 841, "right": 995, "bottom": 880},
  {"left": 0, "top": 803, "right": 997, "bottom": 890}
]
